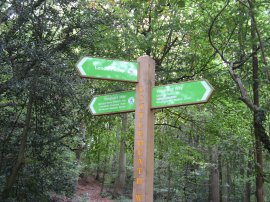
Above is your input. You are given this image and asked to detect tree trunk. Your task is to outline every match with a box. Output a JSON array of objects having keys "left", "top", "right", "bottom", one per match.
[
  {"left": 95, "top": 151, "right": 101, "bottom": 181},
  {"left": 254, "top": 121, "right": 264, "bottom": 202},
  {"left": 100, "top": 167, "right": 106, "bottom": 193},
  {"left": 209, "top": 147, "right": 220, "bottom": 202},
  {"left": 250, "top": 0, "right": 264, "bottom": 199},
  {"left": 221, "top": 163, "right": 230, "bottom": 202},
  {"left": 75, "top": 122, "right": 86, "bottom": 188},
  {"left": 113, "top": 113, "right": 127, "bottom": 196},
  {"left": 166, "top": 163, "right": 172, "bottom": 202},
  {"left": 243, "top": 153, "right": 252, "bottom": 202},
  {"left": 3, "top": 96, "right": 33, "bottom": 198},
  {"left": 101, "top": 139, "right": 110, "bottom": 193},
  {"left": 76, "top": 122, "right": 86, "bottom": 163},
  {"left": 218, "top": 154, "right": 223, "bottom": 202}
]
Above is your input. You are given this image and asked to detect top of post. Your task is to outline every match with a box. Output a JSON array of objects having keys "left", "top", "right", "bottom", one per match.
[
  {"left": 137, "top": 55, "right": 155, "bottom": 84},
  {"left": 137, "top": 55, "right": 155, "bottom": 63}
]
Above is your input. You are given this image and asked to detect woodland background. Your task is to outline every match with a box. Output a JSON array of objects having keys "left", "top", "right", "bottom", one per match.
[{"left": 0, "top": 0, "right": 270, "bottom": 201}]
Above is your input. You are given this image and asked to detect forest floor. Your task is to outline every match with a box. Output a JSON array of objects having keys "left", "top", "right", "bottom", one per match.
[
  {"left": 75, "top": 176, "right": 113, "bottom": 202},
  {"left": 50, "top": 176, "right": 113, "bottom": 202}
]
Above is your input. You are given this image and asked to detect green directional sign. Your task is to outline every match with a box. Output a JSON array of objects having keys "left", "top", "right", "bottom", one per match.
[
  {"left": 88, "top": 80, "right": 214, "bottom": 115},
  {"left": 151, "top": 80, "right": 214, "bottom": 109},
  {"left": 76, "top": 57, "right": 138, "bottom": 82},
  {"left": 89, "top": 91, "right": 136, "bottom": 115}
]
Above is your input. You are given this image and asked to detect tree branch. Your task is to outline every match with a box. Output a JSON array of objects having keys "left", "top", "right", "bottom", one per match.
[
  {"left": 0, "top": 102, "right": 16, "bottom": 108},
  {"left": 208, "top": 0, "right": 269, "bottom": 71},
  {"left": 228, "top": 62, "right": 258, "bottom": 111},
  {"left": 208, "top": 0, "right": 230, "bottom": 64},
  {"left": 163, "top": 51, "right": 217, "bottom": 83}
]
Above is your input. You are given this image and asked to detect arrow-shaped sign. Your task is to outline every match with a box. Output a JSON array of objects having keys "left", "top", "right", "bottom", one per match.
[
  {"left": 89, "top": 91, "right": 136, "bottom": 115},
  {"left": 76, "top": 57, "right": 138, "bottom": 82},
  {"left": 88, "top": 80, "right": 214, "bottom": 115},
  {"left": 151, "top": 80, "right": 214, "bottom": 109}
]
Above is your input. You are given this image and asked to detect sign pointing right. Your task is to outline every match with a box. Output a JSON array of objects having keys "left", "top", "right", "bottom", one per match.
[
  {"left": 88, "top": 80, "right": 214, "bottom": 115},
  {"left": 151, "top": 80, "right": 214, "bottom": 109}
]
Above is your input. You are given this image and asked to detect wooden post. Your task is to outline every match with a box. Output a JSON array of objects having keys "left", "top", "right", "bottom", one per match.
[{"left": 133, "top": 55, "right": 155, "bottom": 202}]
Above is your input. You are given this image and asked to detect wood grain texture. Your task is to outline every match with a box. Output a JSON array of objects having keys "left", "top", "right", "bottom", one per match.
[{"left": 132, "top": 55, "right": 155, "bottom": 202}]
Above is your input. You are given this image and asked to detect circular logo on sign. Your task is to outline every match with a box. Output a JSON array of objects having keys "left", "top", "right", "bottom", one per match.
[
  {"left": 128, "top": 97, "right": 135, "bottom": 105},
  {"left": 128, "top": 68, "right": 136, "bottom": 75}
]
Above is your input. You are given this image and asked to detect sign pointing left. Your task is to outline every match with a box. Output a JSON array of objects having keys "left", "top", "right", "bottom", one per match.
[
  {"left": 76, "top": 57, "right": 138, "bottom": 82},
  {"left": 89, "top": 91, "right": 136, "bottom": 115},
  {"left": 88, "top": 80, "right": 214, "bottom": 115}
]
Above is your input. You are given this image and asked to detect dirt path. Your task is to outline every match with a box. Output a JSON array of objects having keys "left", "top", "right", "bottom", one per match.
[{"left": 76, "top": 177, "right": 113, "bottom": 202}]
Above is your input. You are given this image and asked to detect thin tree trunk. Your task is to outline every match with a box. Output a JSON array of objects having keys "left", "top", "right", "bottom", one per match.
[
  {"left": 219, "top": 154, "right": 223, "bottom": 202},
  {"left": 250, "top": 1, "right": 264, "bottom": 199},
  {"left": 243, "top": 152, "right": 252, "bottom": 202},
  {"left": 3, "top": 96, "right": 33, "bottom": 198},
  {"left": 75, "top": 123, "right": 86, "bottom": 165},
  {"left": 166, "top": 163, "right": 172, "bottom": 202},
  {"left": 101, "top": 140, "right": 110, "bottom": 193},
  {"left": 209, "top": 147, "right": 220, "bottom": 202},
  {"left": 113, "top": 114, "right": 127, "bottom": 197},
  {"left": 220, "top": 160, "right": 229, "bottom": 202},
  {"left": 96, "top": 151, "right": 101, "bottom": 181},
  {"left": 75, "top": 123, "right": 86, "bottom": 188},
  {"left": 254, "top": 122, "right": 264, "bottom": 202},
  {"left": 100, "top": 168, "right": 106, "bottom": 193},
  {"left": 222, "top": 163, "right": 230, "bottom": 202}
]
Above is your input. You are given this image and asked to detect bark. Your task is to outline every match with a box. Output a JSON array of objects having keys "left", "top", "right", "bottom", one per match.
[
  {"left": 251, "top": 1, "right": 264, "bottom": 200},
  {"left": 113, "top": 114, "right": 127, "bottom": 196},
  {"left": 75, "top": 123, "right": 86, "bottom": 163},
  {"left": 218, "top": 155, "right": 223, "bottom": 202},
  {"left": 222, "top": 163, "right": 230, "bottom": 202},
  {"left": 243, "top": 152, "right": 252, "bottom": 202},
  {"left": 166, "top": 163, "right": 172, "bottom": 202},
  {"left": 229, "top": 65, "right": 270, "bottom": 154},
  {"left": 101, "top": 140, "right": 110, "bottom": 193},
  {"left": 240, "top": 150, "right": 249, "bottom": 202},
  {"left": 209, "top": 147, "right": 220, "bottom": 202},
  {"left": 254, "top": 117, "right": 264, "bottom": 202},
  {"left": 2, "top": 95, "right": 33, "bottom": 198},
  {"left": 95, "top": 151, "right": 101, "bottom": 181},
  {"left": 75, "top": 123, "right": 86, "bottom": 188},
  {"left": 100, "top": 168, "right": 106, "bottom": 193},
  {"left": 247, "top": 0, "right": 268, "bottom": 68}
]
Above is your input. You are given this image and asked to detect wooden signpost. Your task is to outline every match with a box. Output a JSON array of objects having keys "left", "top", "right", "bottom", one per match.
[
  {"left": 133, "top": 56, "right": 155, "bottom": 202},
  {"left": 76, "top": 55, "right": 214, "bottom": 202}
]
